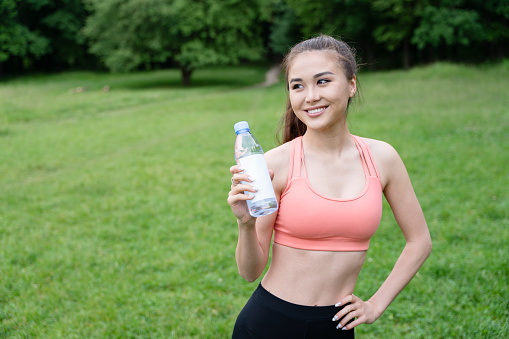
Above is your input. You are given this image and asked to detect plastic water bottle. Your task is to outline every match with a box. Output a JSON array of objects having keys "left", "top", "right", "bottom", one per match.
[{"left": 234, "top": 121, "right": 278, "bottom": 217}]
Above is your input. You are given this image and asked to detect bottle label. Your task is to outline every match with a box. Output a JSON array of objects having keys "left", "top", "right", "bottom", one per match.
[{"left": 238, "top": 154, "right": 276, "bottom": 203}]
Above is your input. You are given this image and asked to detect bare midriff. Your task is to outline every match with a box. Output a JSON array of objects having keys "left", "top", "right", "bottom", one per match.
[{"left": 261, "top": 243, "right": 367, "bottom": 306}]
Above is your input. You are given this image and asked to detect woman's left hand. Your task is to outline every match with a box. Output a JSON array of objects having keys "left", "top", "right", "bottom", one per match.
[{"left": 331, "top": 294, "right": 381, "bottom": 331}]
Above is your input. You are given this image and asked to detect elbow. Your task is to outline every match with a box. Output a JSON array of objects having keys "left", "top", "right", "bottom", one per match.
[
  {"left": 422, "top": 234, "right": 432, "bottom": 259},
  {"left": 408, "top": 234, "right": 432, "bottom": 261},
  {"left": 238, "top": 268, "right": 262, "bottom": 283},
  {"left": 244, "top": 276, "right": 258, "bottom": 283},
  {"left": 426, "top": 237, "right": 432, "bottom": 257}
]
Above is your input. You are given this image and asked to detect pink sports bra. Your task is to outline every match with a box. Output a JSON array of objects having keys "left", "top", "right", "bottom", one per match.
[{"left": 273, "top": 136, "right": 383, "bottom": 251}]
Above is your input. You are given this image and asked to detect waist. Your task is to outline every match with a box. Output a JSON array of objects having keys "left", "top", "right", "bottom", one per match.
[
  {"left": 260, "top": 243, "right": 365, "bottom": 306},
  {"left": 254, "top": 283, "right": 339, "bottom": 320}
]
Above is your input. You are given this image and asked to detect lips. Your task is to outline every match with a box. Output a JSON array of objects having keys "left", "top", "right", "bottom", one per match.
[{"left": 305, "top": 106, "right": 327, "bottom": 117}]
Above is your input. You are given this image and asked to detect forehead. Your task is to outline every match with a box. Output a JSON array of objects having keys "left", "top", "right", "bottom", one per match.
[{"left": 288, "top": 50, "right": 342, "bottom": 78}]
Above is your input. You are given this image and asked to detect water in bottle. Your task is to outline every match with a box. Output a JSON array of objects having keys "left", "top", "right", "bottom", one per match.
[{"left": 234, "top": 121, "right": 278, "bottom": 217}]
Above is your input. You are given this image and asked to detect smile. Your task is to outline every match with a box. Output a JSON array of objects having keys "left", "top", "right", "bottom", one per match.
[{"left": 306, "top": 106, "right": 327, "bottom": 116}]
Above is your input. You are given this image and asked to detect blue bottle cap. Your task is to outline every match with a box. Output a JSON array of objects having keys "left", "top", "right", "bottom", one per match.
[{"left": 234, "top": 121, "right": 250, "bottom": 134}]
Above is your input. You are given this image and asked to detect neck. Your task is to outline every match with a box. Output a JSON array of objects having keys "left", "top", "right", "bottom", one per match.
[{"left": 302, "top": 123, "right": 353, "bottom": 155}]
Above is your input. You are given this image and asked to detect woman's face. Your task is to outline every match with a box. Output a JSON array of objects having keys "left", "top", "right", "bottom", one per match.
[{"left": 287, "top": 50, "right": 356, "bottom": 132}]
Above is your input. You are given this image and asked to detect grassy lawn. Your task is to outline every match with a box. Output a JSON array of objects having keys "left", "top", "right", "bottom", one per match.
[{"left": 0, "top": 62, "right": 507, "bottom": 338}]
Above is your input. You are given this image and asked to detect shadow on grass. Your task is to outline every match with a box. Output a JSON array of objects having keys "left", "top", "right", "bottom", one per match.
[
  {"left": 116, "top": 69, "right": 268, "bottom": 90},
  {"left": 0, "top": 65, "right": 270, "bottom": 91}
]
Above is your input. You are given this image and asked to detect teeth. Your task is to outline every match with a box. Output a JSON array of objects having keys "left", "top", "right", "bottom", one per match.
[{"left": 308, "top": 107, "right": 325, "bottom": 114}]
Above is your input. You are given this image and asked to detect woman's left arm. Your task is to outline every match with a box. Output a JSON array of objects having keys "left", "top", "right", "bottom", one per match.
[{"left": 333, "top": 141, "right": 432, "bottom": 331}]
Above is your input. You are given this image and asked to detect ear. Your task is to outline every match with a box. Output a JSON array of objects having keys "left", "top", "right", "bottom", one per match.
[{"left": 349, "top": 75, "right": 357, "bottom": 98}]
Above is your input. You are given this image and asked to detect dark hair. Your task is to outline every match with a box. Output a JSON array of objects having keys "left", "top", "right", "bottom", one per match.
[{"left": 277, "top": 35, "right": 358, "bottom": 144}]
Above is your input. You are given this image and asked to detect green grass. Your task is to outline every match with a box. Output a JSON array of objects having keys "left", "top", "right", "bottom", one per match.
[{"left": 0, "top": 62, "right": 507, "bottom": 338}]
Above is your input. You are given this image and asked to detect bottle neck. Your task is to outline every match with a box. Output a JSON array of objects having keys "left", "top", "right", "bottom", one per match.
[{"left": 235, "top": 129, "right": 250, "bottom": 135}]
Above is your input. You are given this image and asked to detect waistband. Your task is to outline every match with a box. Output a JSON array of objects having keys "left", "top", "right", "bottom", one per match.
[{"left": 253, "top": 283, "right": 341, "bottom": 321}]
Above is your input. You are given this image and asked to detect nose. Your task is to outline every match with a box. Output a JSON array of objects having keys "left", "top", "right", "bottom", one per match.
[{"left": 305, "top": 86, "right": 320, "bottom": 103}]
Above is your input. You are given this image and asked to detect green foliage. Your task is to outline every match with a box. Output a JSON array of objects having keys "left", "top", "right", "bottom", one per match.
[
  {"left": 265, "top": 0, "right": 301, "bottom": 55},
  {"left": 0, "top": 63, "right": 508, "bottom": 337},
  {"left": 0, "top": 0, "right": 91, "bottom": 71},
  {"left": 412, "top": 4, "right": 484, "bottom": 49},
  {"left": 83, "top": 0, "right": 266, "bottom": 84},
  {"left": 1, "top": 0, "right": 509, "bottom": 74},
  {"left": 83, "top": 0, "right": 174, "bottom": 72},
  {"left": 0, "top": 0, "right": 50, "bottom": 62},
  {"left": 285, "top": 0, "right": 375, "bottom": 40},
  {"left": 473, "top": 0, "right": 509, "bottom": 42},
  {"left": 282, "top": 0, "right": 380, "bottom": 67},
  {"left": 372, "top": 0, "right": 426, "bottom": 51}
]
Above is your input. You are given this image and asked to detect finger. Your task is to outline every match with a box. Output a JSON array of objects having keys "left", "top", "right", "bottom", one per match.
[
  {"left": 231, "top": 183, "right": 258, "bottom": 194},
  {"left": 229, "top": 183, "right": 258, "bottom": 200},
  {"left": 232, "top": 173, "right": 254, "bottom": 185},
  {"left": 348, "top": 294, "right": 356, "bottom": 304},
  {"left": 335, "top": 310, "right": 357, "bottom": 330},
  {"left": 228, "top": 191, "right": 253, "bottom": 205},
  {"left": 340, "top": 316, "right": 365, "bottom": 331},
  {"left": 332, "top": 301, "right": 358, "bottom": 323},
  {"left": 230, "top": 165, "right": 245, "bottom": 175},
  {"left": 335, "top": 294, "right": 355, "bottom": 308},
  {"left": 227, "top": 193, "right": 255, "bottom": 207}
]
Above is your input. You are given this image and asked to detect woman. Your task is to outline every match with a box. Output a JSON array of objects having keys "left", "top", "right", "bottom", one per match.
[{"left": 227, "top": 35, "right": 432, "bottom": 338}]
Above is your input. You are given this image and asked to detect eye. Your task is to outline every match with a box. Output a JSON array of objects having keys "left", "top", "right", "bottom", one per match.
[
  {"left": 291, "top": 83, "right": 303, "bottom": 90},
  {"left": 317, "top": 79, "right": 330, "bottom": 85}
]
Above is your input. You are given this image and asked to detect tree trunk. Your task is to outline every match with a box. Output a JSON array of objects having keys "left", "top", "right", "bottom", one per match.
[
  {"left": 181, "top": 67, "right": 193, "bottom": 86},
  {"left": 498, "top": 41, "right": 506, "bottom": 60},
  {"left": 402, "top": 38, "right": 410, "bottom": 70},
  {"left": 427, "top": 45, "right": 434, "bottom": 63}
]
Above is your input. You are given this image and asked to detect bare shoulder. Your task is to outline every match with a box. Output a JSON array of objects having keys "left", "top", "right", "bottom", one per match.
[
  {"left": 265, "top": 141, "right": 292, "bottom": 193},
  {"left": 360, "top": 137, "right": 400, "bottom": 162},
  {"left": 265, "top": 141, "right": 292, "bottom": 168},
  {"left": 358, "top": 137, "right": 406, "bottom": 188}
]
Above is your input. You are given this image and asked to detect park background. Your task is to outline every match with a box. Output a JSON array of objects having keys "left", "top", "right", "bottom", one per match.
[{"left": 1, "top": 0, "right": 508, "bottom": 338}]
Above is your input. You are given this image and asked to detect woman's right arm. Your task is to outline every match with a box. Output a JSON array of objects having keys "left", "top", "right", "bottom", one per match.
[
  {"left": 227, "top": 146, "right": 287, "bottom": 282},
  {"left": 235, "top": 206, "right": 278, "bottom": 282}
]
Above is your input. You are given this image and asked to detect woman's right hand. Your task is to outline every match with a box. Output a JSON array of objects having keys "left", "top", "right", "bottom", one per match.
[{"left": 227, "top": 165, "right": 257, "bottom": 223}]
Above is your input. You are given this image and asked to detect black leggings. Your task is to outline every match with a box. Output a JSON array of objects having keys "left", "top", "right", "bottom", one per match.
[{"left": 232, "top": 284, "right": 354, "bottom": 339}]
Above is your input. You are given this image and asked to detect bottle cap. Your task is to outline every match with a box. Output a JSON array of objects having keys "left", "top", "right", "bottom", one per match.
[{"left": 234, "top": 121, "right": 250, "bottom": 134}]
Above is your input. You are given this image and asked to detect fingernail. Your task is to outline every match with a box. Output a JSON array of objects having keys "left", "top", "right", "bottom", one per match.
[
  {"left": 332, "top": 316, "right": 338, "bottom": 322},
  {"left": 253, "top": 186, "right": 259, "bottom": 192},
  {"left": 249, "top": 194, "right": 255, "bottom": 198},
  {"left": 336, "top": 323, "right": 341, "bottom": 329},
  {"left": 335, "top": 302, "right": 341, "bottom": 307},
  {"left": 248, "top": 176, "right": 254, "bottom": 181},
  {"left": 238, "top": 167, "right": 244, "bottom": 171},
  {"left": 342, "top": 327, "right": 347, "bottom": 331}
]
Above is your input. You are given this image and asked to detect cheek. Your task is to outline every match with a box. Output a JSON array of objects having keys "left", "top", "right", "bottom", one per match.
[{"left": 289, "top": 93, "right": 302, "bottom": 110}]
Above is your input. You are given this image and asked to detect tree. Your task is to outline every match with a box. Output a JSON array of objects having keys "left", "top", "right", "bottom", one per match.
[
  {"left": 83, "top": 0, "right": 267, "bottom": 85},
  {"left": 469, "top": 0, "right": 509, "bottom": 60},
  {"left": 266, "top": 0, "right": 301, "bottom": 57},
  {"left": 0, "top": 0, "right": 93, "bottom": 75},
  {"left": 284, "top": 0, "right": 379, "bottom": 69},
  {"left": 372, "top": 0, "right": 427, "bottom": 69},
  {"left": 412, "top": 2, "right": 484, "bottom": 61},
  {"left": 0, "top": 0, "right": 50, "bottom": 73}
]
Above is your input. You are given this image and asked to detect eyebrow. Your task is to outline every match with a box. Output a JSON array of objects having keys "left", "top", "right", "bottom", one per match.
[{"left": 289, "top": 71, "right": 335, "bottom": 83}]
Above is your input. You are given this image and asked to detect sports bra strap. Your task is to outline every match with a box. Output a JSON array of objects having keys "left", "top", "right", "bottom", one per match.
[
  {"left": 288, "top": 136, "right": 303, "bottom": 182},
  {"left": 289, "top": 135, "right": 379, "bottom": 181},
  {"left": 352, "top": 135, "right": 380, "bottom": 179}
]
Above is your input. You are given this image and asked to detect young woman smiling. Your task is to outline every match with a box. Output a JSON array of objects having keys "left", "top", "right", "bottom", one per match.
[{"left": 227, "top": 35, "right": 432, "bottom": 338}]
